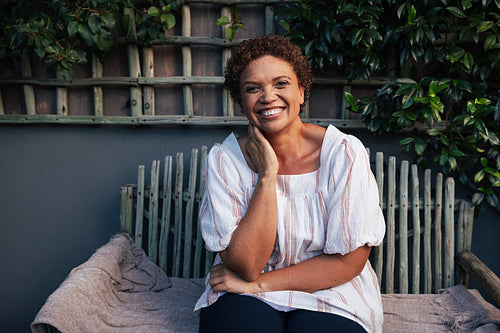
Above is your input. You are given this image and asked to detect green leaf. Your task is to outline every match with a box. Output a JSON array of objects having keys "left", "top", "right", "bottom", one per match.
[
  {"left": 215, "top": 16, "right": 231, "bottom": 26},
  {"left": 474, "top": 169, "right": 485, "bottom": 183},
  {"left": 121, "top": 14, "right": 133, "bottom": 35},
  {"left": 408, "top": 5, "right": 416, "bottom": 25},
  {"left": 88, "top": 15, "right": 100, "bottom": 34},
  {"left": 147, "top": 6, "right": 160, "bottom": 17},
  {"left": 344, "top": 91, "right": 355, "bottom": 106},
  {"left": 426, "top": 128, "right": 441, "bottom": 136},
  {"left": 399, "top": 137, "right": 414, "bottom": 145},
  {"left": 67, "top": 21, "right": 79, "bottom": 36},
  {"left": 484, "top": 35, "right": 496, "bottom": 51},
  {"left": 446, "top": 6, "right": 466, "bottom": 18},
  {"left": 161, "top": 13, "right": 175, "bottom": 30},
  {"left": 477, "top": 21, "right": 494, "bottom": 32},
  {"left": 78, "top": 25, "right": 94, "bottom": 47},
  {"left": 471, "top": 192, "right": 484, "bottom": 205}
]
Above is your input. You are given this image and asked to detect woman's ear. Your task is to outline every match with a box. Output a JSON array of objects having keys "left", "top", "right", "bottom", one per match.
[{"left": 299, "top": 86, "right": 305, "bottom": 105}]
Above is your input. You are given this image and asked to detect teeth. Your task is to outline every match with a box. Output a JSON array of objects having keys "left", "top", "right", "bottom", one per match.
[{"left": 260, "top": 108, "right": 282, "bottom": 116}]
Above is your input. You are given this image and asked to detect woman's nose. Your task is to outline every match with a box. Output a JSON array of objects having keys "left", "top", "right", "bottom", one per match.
[{"left": 260, "top": 87, "right": 277, "bottom": 103}]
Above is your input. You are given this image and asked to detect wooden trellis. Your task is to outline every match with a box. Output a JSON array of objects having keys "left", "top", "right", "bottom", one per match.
[{"left": 0, "top": 0, "right": 391, "bottom": 126}]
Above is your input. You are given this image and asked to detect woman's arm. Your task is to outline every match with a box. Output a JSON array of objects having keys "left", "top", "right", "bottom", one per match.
[
  {"left": 210, "top": 245, "right": 371, "bottom": 294},
  {"left": 219, "top": 125, "right": 279, "bottom": 282}
]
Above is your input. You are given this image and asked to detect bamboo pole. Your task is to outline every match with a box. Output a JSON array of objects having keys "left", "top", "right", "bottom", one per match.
[
  {"left": 92, "top": 54, "right": 104, "bottom": 117},
  {"left": 385, "top": 156, "right": 396, "bottom": 293},
  {"left": 159, "top": 155, "right": 173, "bottom": 272},
  {"left": 183, "top": 148, "right": 199, "bottom": 278},
  {"left": 56, "top": 72, "right": 68, "bottom": 116},
  {"left": 148, "top": 160, "right": 160, "bottom": 264},
  {"left": 120, "top": 185, "right": 134, "bottom": 235},
  {"left": 124, "top": 8, "right": 142, "bottom": 117},
  {"left": 173, "top": 152, "right": 184, "bottom": 277},
  {"left": 194, "top": 145, "right": 208, "bottom": 278},
  {"left": 135, "top": 165, "right": 145, "bottom": 246},
  {"left": 424, "top": 169, "right": 432, "bottom": 293},
  {"left": 411, "top": 164, "right": 420, "bottom": 294},
  {"left": 434, "top": 173, "right": 443, "bottom": 292},
  {"left": 265, "top": 4, "right": 275, "bottom": 34},
  {"left": 399, "top": 160, "right": 409, "bottom": 294},
  {"left": 444, "top": 177, "right": 455, "bottom": 288},
  {"left": 142, "top": 47, "right": 155, "bottom": 115},
  {"left": 373, "top": 152, "right": 384, "bottom": 285},
  {"left": 181, "top": 4, "right": 193, "bottom": 116},
  {"left": 21, "top": 54, "right": 36, "bottom": 115}
]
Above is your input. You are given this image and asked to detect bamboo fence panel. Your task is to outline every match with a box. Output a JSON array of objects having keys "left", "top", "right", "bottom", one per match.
[
  {"left": 124, "top": 7, "right": 142, "bottom": 117},
  {"left": 221, "top": 6, "right": 234, "bottom": 117},
  {"left": 56, "top": 72, "right": 68, "bottom": 116},
  {"left": 120, "top": 185, "right": 134, "bottom": 235},
  {"left": 399, "top": 160, "right": 409, "bottom": 294},
  {"left": 181, "top": 4, "right": 193, "bottom": 117}
]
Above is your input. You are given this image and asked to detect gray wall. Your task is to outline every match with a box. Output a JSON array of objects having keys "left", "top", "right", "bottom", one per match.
[{"left": 1, "top": 124, "right": 498, "bottom": 333}]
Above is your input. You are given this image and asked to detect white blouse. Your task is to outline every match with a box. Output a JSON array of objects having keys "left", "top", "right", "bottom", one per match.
[{"left": 194, "top": 125, "right": 386, "bottom": 332}]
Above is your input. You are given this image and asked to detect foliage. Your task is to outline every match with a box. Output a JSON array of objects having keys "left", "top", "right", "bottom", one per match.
[
  {"left": 280, "top": 0, "right": 500, "bottom": 213},
  {"left": 0, "top": 0, "right": 182, "bottom": 80},
  {"left": 216, "top": 5, "right": 245, "bottom": 41}
]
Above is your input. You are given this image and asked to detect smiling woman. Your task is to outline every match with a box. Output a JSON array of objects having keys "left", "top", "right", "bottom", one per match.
[{"left": 194, "top": 34, "right": 386, "bottom": 333}]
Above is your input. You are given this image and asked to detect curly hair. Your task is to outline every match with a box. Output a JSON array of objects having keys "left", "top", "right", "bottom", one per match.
[{"left": 224, "top": 34, "right": 313, "bottom": 106}]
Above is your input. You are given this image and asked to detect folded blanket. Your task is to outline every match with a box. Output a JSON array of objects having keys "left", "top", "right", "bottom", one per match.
[
  {"left": 31, "top": 233, "right": 204, "bottom": 333},
  {"left": 32, "top": 234, "right": 500, "bottom": 333}
]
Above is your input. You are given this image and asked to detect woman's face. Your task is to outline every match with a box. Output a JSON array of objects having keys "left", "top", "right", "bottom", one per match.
[{"left": 239, "top": 55, "right": 305, "bottom": 134}]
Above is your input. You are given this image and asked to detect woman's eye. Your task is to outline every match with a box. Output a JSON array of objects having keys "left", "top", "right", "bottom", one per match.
[
  {"left": 245, "top": 86, "right": 259, "bottom": 93},
  {"left": 276, "top": 81, "right": 289, "bottom": 88}
]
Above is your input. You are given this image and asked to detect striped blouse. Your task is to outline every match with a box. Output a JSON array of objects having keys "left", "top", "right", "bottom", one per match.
[{"left": 194, "top": 125, "right": 386, "bottom": 332}]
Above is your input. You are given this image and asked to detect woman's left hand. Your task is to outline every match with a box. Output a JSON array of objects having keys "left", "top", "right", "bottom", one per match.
[{"left": 209, "top": 263, "right": 258, "bottom": 294}]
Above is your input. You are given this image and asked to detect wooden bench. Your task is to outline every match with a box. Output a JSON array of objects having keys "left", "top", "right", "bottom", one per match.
[{"left": 119, "top": 145, "right": 499, "bottom": 301}]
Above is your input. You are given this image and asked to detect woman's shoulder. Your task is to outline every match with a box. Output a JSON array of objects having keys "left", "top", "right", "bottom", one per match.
[{"left": 321, "top": 125, "right": 368, "bottom": 162}]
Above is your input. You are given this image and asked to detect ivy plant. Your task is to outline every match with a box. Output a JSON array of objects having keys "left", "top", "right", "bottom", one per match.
[{"left": 0, "top": 0, "right": 182, "bottom": 80}]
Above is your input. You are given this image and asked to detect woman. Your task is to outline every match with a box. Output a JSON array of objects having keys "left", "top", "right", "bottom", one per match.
[{"left": 194, "top": 34, "right": 385, "bottom": 333}]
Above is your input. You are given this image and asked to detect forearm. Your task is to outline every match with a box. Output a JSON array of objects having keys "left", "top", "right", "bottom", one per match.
[
  {"left": 220, "top": 174, "right": 278, "bottom": 281},
  {"left": 253, "top": 246, "right": 371, "bottom": 293}
]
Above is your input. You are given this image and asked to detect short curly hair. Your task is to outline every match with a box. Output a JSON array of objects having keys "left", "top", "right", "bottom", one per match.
[{"left": 224, "top": 34, "right": 313, "bottom": 106}]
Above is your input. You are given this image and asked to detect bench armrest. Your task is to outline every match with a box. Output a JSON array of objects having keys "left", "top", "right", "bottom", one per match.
[{"left": 456, "top": 250, "right": 500, "bottom": 307}]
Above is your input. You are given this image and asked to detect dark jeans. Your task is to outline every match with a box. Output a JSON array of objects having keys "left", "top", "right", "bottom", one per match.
[{"left": 199, "top": 293, "right": 366, "bottom": 333}]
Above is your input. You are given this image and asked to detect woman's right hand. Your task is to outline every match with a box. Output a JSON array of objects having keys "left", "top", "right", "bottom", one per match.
[{"left": 246, "top": 124, "right": 279, "bottom": 177}]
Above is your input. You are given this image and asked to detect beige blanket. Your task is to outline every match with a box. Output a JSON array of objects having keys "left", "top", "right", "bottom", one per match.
[{"left": 32, "top": 234, "right": 500, "bottom": 333}]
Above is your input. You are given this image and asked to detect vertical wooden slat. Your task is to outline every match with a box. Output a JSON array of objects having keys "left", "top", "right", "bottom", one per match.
[
  {"left": 173, "top": 152, "right": 184, "bottom": 277},
  {"left": 92, "top": 54, "right": 104, "bottom": 117},
  {"left": 434, "top": 173, "right": 443, "bottom": 292},
  {"left": 0, "top": 88, "right": 5, "bottom": 114},
  {"left": 457, "top": 200, "right": 467, "bottom": 285},
  {"left": 399, "top": 160, "right": 409, "bottom": 294},
  {"left": 182, "top": 4, "right": 193, "bottom": 116},
  {"left": 385, "top": 156, "right": 396, "bottom": 293},
  {"left": 135, "top": 165, "right": 145, "bottom": 246},
  {"left": 195, "top": 145, "right": 208, "bottom": 278},
  {"left": 56, "top": 72, "right": 68, "bottom": 116},
  {"left": 423, "top": 169, "right": 432, "bottom": 293},
  {"left": 159, "top": 155, "right": 173, "bottom": 272},
  {"left": 465, "top": 203, "right": 474, "bottom": 252},
  {"left": 183, "top": 148, "right": 198, "bottom": 278},
  {"left": 221, "top": 6, "right": 233, "bottom": 117},
  {"left": 21, "top": 54, "right": 36, "bottom": 115},
  {"left": 148, "top": 160, "right": 160, "bottom": 264},
  {"left": 444, "top": 177, "right": 455, "bottom": 288},
  {"left": 373, "top": 152, "right": 384, "bottom": 285},
  {"left": 142, "top": 47, "right": 155, "bottom": 115},
  {"left": 340, "top": 85, "right": 352, "bottom": 119},
  {"left": 411, "top": 164, "right": 420, "bottom": 294},
  {"left": 124, "top": 7, "right": 142, "bottom": 116},
  {"left": 265, "top": 5, "right": 275, "bottom": 34},
  {"left": 120, "top": 185, "right": 134, "bottom": 235}
]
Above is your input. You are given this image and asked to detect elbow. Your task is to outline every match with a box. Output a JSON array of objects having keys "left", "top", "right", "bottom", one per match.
[{"left": 219, "top": 250, "right": 263, "bottom": 282}]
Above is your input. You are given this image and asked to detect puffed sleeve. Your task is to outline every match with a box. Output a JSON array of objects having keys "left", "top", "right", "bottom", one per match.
[
  {"left": 198, "top": 144, "right": 247, "bottom": 252},
  {"left": 324, "top": 136, "right": 385, "bottom": 255}
]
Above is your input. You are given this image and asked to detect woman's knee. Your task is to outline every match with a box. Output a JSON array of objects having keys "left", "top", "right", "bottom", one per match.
[{"left": 285, "top": 310, "right": 366, "bottom": 333}]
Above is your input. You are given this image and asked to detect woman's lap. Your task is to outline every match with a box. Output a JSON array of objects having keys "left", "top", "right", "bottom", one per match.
[{"left": 199, "top": 294, "right": 366, "bottom": 333}]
